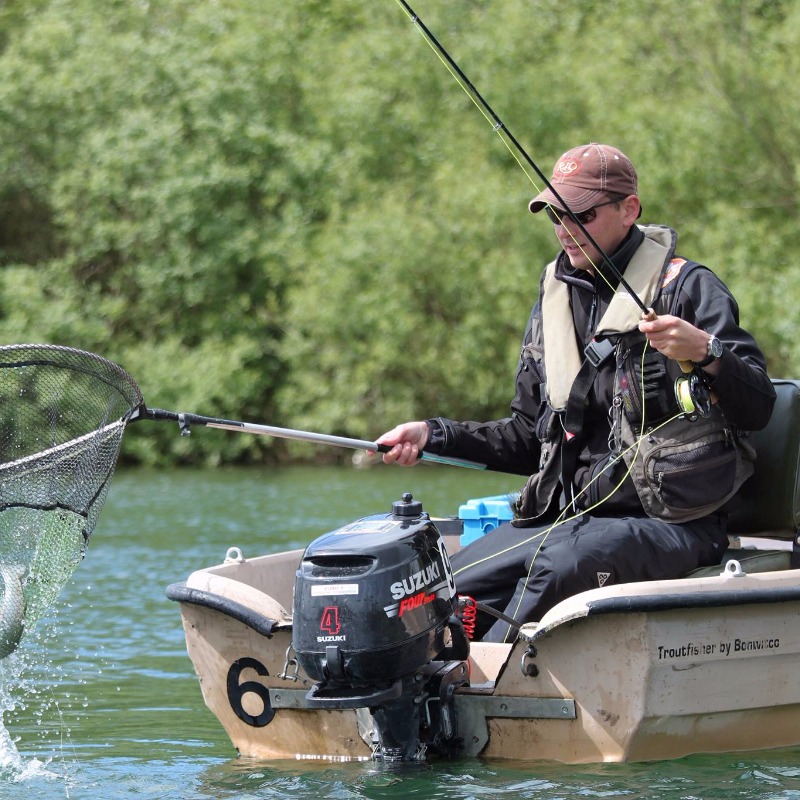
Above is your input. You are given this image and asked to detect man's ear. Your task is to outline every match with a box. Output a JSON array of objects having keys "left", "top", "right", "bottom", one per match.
[{"left": 623, "top": 195, "right": 642, "bottom": 225}]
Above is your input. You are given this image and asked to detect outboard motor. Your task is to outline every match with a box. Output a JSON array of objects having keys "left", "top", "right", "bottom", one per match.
[{"left": 292, "top": 493, "right": 469, "bottom": 761}]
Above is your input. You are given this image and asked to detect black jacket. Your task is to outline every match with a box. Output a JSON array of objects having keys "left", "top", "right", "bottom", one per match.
[{"left": 426, "top": 227, "right": 776, "bottom": 514}]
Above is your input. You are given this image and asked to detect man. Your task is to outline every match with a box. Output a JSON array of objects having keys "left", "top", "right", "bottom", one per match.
[{"left": 377, "top": 143, "right": 776, "bottom": 642}]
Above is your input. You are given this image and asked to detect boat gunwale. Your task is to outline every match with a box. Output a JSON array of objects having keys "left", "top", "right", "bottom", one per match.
[{"left": 166, "top": 580, "right": 282, "bottom": 638}]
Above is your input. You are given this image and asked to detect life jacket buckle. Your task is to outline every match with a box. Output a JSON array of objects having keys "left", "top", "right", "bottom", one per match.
[{"left": 584, "top": 337, "right": 615, "bottom": 367}]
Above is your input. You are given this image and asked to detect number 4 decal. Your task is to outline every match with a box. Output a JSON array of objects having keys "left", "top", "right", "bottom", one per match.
[{"left": 320, "top": 606, "right": 340, "bottom": 635}]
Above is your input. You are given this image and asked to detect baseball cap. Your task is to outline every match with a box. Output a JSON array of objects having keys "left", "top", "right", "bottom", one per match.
[{"left": 528, "top": 143, "right": 639, "bottom": 214}]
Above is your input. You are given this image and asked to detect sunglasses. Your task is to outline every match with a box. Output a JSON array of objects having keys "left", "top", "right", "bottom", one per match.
[{"left": 544, "top": 197, "right": 622, "bottom": 226}]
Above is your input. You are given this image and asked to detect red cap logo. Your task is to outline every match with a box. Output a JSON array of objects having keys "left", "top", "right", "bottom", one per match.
[{"left": 555, "top": 158, "right": 581, "bottom": 179}]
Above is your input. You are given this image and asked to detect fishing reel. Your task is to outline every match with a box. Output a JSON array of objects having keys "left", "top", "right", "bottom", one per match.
[
  {"left": 636, "top": 310, "right": 714, "bottom": 419},
  {"left": 674, "top": 367, "right": 712, "bottom": 418}
]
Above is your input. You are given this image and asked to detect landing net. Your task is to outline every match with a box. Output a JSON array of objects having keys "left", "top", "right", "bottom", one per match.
[{"left": 0, "top": 345, "right": 143, "bottom": 651}]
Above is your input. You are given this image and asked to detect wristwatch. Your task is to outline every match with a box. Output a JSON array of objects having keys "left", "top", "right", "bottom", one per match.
[{"left": 696, "top": 334, "right": 723, "bottom": 368}]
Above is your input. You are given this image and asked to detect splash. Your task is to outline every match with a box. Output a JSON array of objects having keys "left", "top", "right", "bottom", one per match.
[{"left": 0, "top": 646, "right": 68, "bottom": 787}]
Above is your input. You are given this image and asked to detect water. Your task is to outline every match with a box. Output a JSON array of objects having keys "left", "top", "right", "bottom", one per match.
[{"left": 1, "top": 464, "right": 800, "bottom": 798}]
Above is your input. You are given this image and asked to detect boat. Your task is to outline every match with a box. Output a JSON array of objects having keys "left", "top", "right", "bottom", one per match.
[{"left": 166, "top": 378, "right": 800, "bottom": 764}]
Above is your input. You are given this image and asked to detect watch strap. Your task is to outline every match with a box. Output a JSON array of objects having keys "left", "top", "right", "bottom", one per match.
[{"left": 695, "top": 352, "right": 717, "bottom": 368}]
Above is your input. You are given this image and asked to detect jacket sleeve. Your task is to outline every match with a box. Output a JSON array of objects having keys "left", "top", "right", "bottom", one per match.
[
  {"left": 424, "top": 305, "right": 544, "bottom": 476},
  {"left": 674, "top": 267, "right": 775, "bottom": 430}
]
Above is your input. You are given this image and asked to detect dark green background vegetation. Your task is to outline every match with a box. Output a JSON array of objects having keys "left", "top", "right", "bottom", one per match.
[{"left": 0, "top": 0, "right": 796, "bottom": 465}]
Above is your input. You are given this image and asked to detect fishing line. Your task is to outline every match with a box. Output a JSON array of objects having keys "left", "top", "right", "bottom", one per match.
[
  {"left": 451, "top": 409, "right": 685, "bottom": 581},
  {"left": 451, "top": 344, "right": 688, "bottom": 640},
  {"left": 393, "top": 0, "right": 651, "bottom": 316},
  {"left": 393, "top": 6, "right": 716, "bottom": 637},
  {"left": 499, "top": 421, "right": 684, "bottom": 639},
  {"left": 452, "top": 339, "right": 655, "bottom": 580},
  {"left": 449, "top": 433, "right": 636, "bottom": 588},
  {"left": 393, "top": 0, "right": 711, "bottom": 418},
  {"left": 388, "top": 10, "right": 717, "bottom": 636}
]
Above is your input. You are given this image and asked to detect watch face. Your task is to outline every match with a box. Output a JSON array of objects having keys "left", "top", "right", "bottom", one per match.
[{"left": 710, "top": 336, "right": 723, "bottom": 357}]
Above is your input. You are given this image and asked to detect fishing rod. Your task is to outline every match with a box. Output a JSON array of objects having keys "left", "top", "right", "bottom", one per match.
[
  {"left": 137, "top": 406, "right": 489, "bottom": 471},
  {"left": 393, "top": 1, "right": 709, "bottom": 414},
  {"left": 394, "top": 0, "right": 651, "bottom": 318}
]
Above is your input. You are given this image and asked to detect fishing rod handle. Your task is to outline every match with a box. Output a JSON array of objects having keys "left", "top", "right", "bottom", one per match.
[{"left": 641, "top": 308, "right": 694, "bottom": 374}]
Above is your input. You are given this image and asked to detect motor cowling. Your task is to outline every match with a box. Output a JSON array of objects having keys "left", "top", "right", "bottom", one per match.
[
  {"left": 292, "top": 493, "right": 459, "bottom": 686},
  {"left": 291, "top": 493, "right": 469, "bottom": 761}
]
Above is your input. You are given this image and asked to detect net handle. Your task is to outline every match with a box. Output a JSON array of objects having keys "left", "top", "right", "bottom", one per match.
[
  {"left": 138, "top": 407, "right": 488, "bottom": 471},
  {"left": 0, "top": 346, "right": 488, "bottom": 472}
]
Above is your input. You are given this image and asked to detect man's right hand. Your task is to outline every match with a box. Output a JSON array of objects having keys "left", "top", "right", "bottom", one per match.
[{"left": 374, "top": 421, "right": 429, "bottom": 466}]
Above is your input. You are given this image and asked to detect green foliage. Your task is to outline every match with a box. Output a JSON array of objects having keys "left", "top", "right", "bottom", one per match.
[{"left": 0, "top": 0, "right": 796, "bottom": 464}]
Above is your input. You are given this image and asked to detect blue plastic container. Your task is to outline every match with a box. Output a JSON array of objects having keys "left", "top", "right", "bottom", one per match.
[{"left": 458, "top": 494, "right": 515, "bottom": 546}]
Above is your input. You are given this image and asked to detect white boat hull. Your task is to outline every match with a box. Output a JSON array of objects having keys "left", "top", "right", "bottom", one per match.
[{"left": 169, "top": 543, "right": 800, "bottom": 763}]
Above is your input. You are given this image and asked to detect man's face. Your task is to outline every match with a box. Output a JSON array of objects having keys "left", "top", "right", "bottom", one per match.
[{"left": 549, "top": 196, "right": 641, "bottom": 272}]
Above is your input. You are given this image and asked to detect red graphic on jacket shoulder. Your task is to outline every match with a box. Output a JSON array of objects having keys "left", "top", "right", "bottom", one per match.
[{"left": 661, "top": 258, "right": 686, "bottom": 289}]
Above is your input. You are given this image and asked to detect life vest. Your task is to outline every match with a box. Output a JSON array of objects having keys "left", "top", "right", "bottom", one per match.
[{"left": 513, "top": 225, "right": 754, "bottom": 526}]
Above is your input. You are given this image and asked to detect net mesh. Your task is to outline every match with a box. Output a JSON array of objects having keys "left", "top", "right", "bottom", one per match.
[{"left": 0, "top": 344, "right": 142, "bottom": 651}]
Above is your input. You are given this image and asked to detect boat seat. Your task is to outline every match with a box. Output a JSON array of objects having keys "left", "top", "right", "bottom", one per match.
[
  {"left": 688, "top": 378, "right": 800, "bottom": 578},
  {"left": 688, "top": 548, "right": 792, "bottom": 578},
  {"left": 726, "top": 378, "right": 800, "bottom": 540}
]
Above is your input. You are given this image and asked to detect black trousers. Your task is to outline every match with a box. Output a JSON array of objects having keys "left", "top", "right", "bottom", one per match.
[{"left": 449, "top": 513, "right": 729, "bottom": 643}]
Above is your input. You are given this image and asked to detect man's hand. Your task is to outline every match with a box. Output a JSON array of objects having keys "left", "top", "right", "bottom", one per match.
[
  {"left": 375, "top": 421, "right": 429, "bottom": 466},
  {"left": 638, "top": 315, "right": 721, "bottom": 375}
]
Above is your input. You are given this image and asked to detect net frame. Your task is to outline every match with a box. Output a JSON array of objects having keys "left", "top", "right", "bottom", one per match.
[
  {"left": 0, "top": 344, "right": 146, "bottom": 654},
  {"left": 0, "top": 343, "right": 144, "bottom": 544}
]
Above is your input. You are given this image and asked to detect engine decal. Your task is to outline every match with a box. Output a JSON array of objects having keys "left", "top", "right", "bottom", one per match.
[
  {"left": 389, "top": 562, "right": 441, "bottom": 600},
  {"left": 319, "top": 606, "right": 341, "bottom": 635},
  {"left": 335, "top": 520, "right": 400, "bottom": 535},
  {"left": 383, "top": 578, "right": 451, "bottom": 618},
  {"left": 397, "top": 590, "right": 435, "bottom": 617},
  {"left": 310, "top": 583, "right": 359, "bottom": 596},
  {"left": 437, "top": 535, "right": 457, "bottom": 598}
]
